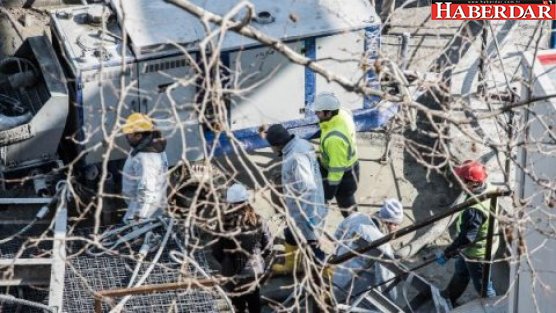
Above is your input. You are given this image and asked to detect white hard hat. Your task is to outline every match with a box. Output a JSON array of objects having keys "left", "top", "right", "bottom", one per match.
[
  {"left": 312, "top": 92, "right": 341, "bottom": 111},
  {"left": 226, "top": 183, "right": 249, "bottom": 204},
  {"left": 378, "top": 198, "right": 404, "bottom": 225}
]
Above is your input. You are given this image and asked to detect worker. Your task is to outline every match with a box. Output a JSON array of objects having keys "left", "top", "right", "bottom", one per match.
[
  {"left": 264, "top": 124, "right": 328, "bottom": 275},
  {"left": 332, "top": 198, "right": 404, "bottom": 304},
  {"left": 313, "top": 92, "right": 359, "bottom": 218},
  {"left": 436, "top": 160, "right": 498, "bottom": 306},
  {"left": 212, "top": 183, "right": 271, "bottom": 313},
  {"left": 121, "top": 113, "right": 168, "bottom": 223}
]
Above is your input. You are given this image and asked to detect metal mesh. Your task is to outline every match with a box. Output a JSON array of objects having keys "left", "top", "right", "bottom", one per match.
[
  {"left": 0, "top": 224, "right": 52, "bottom": 259},
  {"left": 63, "top": 224, "right": 229, "bottom": 313}
]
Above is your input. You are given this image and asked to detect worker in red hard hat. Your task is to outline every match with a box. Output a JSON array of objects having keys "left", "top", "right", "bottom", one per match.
[{"left": 436, "top": 160, "right": 498, "bottom": 306}]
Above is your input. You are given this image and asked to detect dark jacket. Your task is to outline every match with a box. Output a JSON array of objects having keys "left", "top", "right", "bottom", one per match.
[
  {"left": 444, "top": 183, "right": 490, "bottom": 257},
  {"left": 131, "top": 130, "right": 167, "bottom": 156},
  {"left": 212, "top": 217, "right": 271, "bottom": 281}
]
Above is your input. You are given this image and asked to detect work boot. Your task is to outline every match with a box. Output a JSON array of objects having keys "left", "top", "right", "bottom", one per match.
[{"left": 272, "top": 243, "right": 301, "bottom": 275}]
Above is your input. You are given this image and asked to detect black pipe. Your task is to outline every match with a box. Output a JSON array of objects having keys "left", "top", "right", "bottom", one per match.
[
  {"left": 329, "top": 189, "right": 511, "bottom": 265},
  {"left": 481, "top": 197, "right": 498, "bottom": 297}
]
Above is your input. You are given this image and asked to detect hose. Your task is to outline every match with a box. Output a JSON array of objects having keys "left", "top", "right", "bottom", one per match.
[
  {"left": 0, "top": 294, "right": 55, "bottom": 312},
  {"left": 126, "top": 231, "right": 158, "bottom": 288},
  {"left": 86, "top": 220, "right": 163, "bottom": 257},
  {"left": 108, "top": 218, "right": 175, "bottom": 313}
]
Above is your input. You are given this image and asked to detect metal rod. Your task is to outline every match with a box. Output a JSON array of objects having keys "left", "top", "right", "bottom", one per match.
[
  {"left": 504, "top": 112, "right": 515, "bottom": 185},
  {"left": 329, "top": 189, "right": 510, "bottom": 265},
  {"left": 477, "top": 21, "right": 488, "bottom": 96},
  {"left": 0, "top": 198, "right": 53, "bottom": 204},
  {"left": 481, "top": 197, "right": 498, "bottom": 297},
  {"left": 94, "top": 278, "right": 227, "bottom": 313},
  {"left": 400, "top": 32, "right": 411, "bottom": 71}
]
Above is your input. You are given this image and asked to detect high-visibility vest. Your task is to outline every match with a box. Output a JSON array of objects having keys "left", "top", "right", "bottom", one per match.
[
  {"left": 319, "top": 109, "right": 358, "bottom": 185},
  {"left": 456, "top": 186, "right": 499, "bottom": 259}
]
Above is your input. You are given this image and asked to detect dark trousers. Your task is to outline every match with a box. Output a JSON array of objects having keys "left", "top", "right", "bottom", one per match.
[
  {"left": 230, "top": 287, "right": 261, "bottom": 313},
  {"left": 408, "top": 257, "right": 496, "bottom": 311},
  {"left": 283, "top": 228, "right": 325, "bottom": 261},
  {"left": 322, "top": 162, "right": 360, "bottom": 217},
  {"left": 443, "top": 256, "right": 496, "bottom": 305}
]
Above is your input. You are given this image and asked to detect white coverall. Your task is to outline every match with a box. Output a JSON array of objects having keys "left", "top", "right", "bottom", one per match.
[
  {"left": 281, "top": 136, "right": 328, "bottom": 242},
  {"left": 122, "top": 151, "right": 168, "bottom": 222},
  {"left": 333, "top": 212, "right": 397, "bottom": 304}
]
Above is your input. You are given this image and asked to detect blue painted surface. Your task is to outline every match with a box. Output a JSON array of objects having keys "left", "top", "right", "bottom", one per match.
[
  {"left": 304, "top": 37, "right": 316, "bottom": 117},
  {"left": 363, "top": 25, "right": 382, "bottom": 108},
  {"left": 76, "top": 77, "right": 85, "bottom": 143},
  {"left": 206, "top": 104, "right": 399, "bottom": 156}
]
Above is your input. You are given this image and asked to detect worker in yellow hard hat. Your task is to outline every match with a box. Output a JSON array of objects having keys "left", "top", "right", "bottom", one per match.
[{"left": 121, "top": 113, "right": 169, "bottom": 223}]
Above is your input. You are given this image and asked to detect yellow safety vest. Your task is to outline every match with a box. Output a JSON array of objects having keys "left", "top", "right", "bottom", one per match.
[
  {"left": 456, "top": 186, "right": 499, "bottom": 259},
  {"left": 319, "top": 109, "right": 358, "bottom": 185}
]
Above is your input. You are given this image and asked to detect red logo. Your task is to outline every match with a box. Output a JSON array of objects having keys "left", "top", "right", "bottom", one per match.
[{"left": 432, "top": 1, "right": 556, "bottom": 20}]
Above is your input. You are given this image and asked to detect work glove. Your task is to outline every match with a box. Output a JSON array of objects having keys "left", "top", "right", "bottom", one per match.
[{"left": 435, "top": 251, "right": 448, "bottom": 266}]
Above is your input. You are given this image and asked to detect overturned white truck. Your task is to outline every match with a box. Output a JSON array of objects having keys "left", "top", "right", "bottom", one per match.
[{"left": 2, "top": 0, "right": 385, "bottom": 183}]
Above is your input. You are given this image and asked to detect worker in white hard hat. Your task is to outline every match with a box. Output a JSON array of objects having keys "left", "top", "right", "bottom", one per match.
[
  {"left": 212, "top": 183, "right": 271, "bottom": 313},
  {"left": 121, "top": 113, "right": 169, "bottom": 223},
  {"left": 263, "top": 124, "right": 328, "bottom": 275},
  {"left": 312, "top": 92, "right": 359, "bottom": 218},
  {"left": 331, "top": 198, "right": 404, "bottom": 305}
]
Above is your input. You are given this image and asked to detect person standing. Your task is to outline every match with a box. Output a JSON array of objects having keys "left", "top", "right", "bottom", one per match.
[
  {"left": 436, "top": 160, "right": 498, "bottom": 306},
  {"left": 264, "top": 124, "right": 328, "bottom": 275},
  {"left": 313, "top": 92, "right": 359, "bottom": 218},
  {"left": 212, "top": 183, "right": 271, "bottom": 313},
  {"left": 331, "top": 198, "right": 404, "bottom": 305},
  {"left": 121, "top": 113, "right": 168, "bottom": 223}
]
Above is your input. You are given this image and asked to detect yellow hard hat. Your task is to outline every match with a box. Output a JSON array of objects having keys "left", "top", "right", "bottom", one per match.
[{"left": 122, "top": 113, "right": 154, "bottom": 134}]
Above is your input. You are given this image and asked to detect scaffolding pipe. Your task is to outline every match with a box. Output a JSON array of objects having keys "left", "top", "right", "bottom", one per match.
[
  {"left": 94, "top": 278, "right": 227, "bottom": 313},
  {"left": 329, "top": 189, "right": 511, "bottom": 265},
  {"left": 481, "top": 197, "right": 498, "bottom": 297}
]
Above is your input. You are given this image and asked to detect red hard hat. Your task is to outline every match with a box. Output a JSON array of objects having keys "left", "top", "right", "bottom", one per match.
[{"left": 454, "top": 160, "right": 488, "bottom": 183}]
